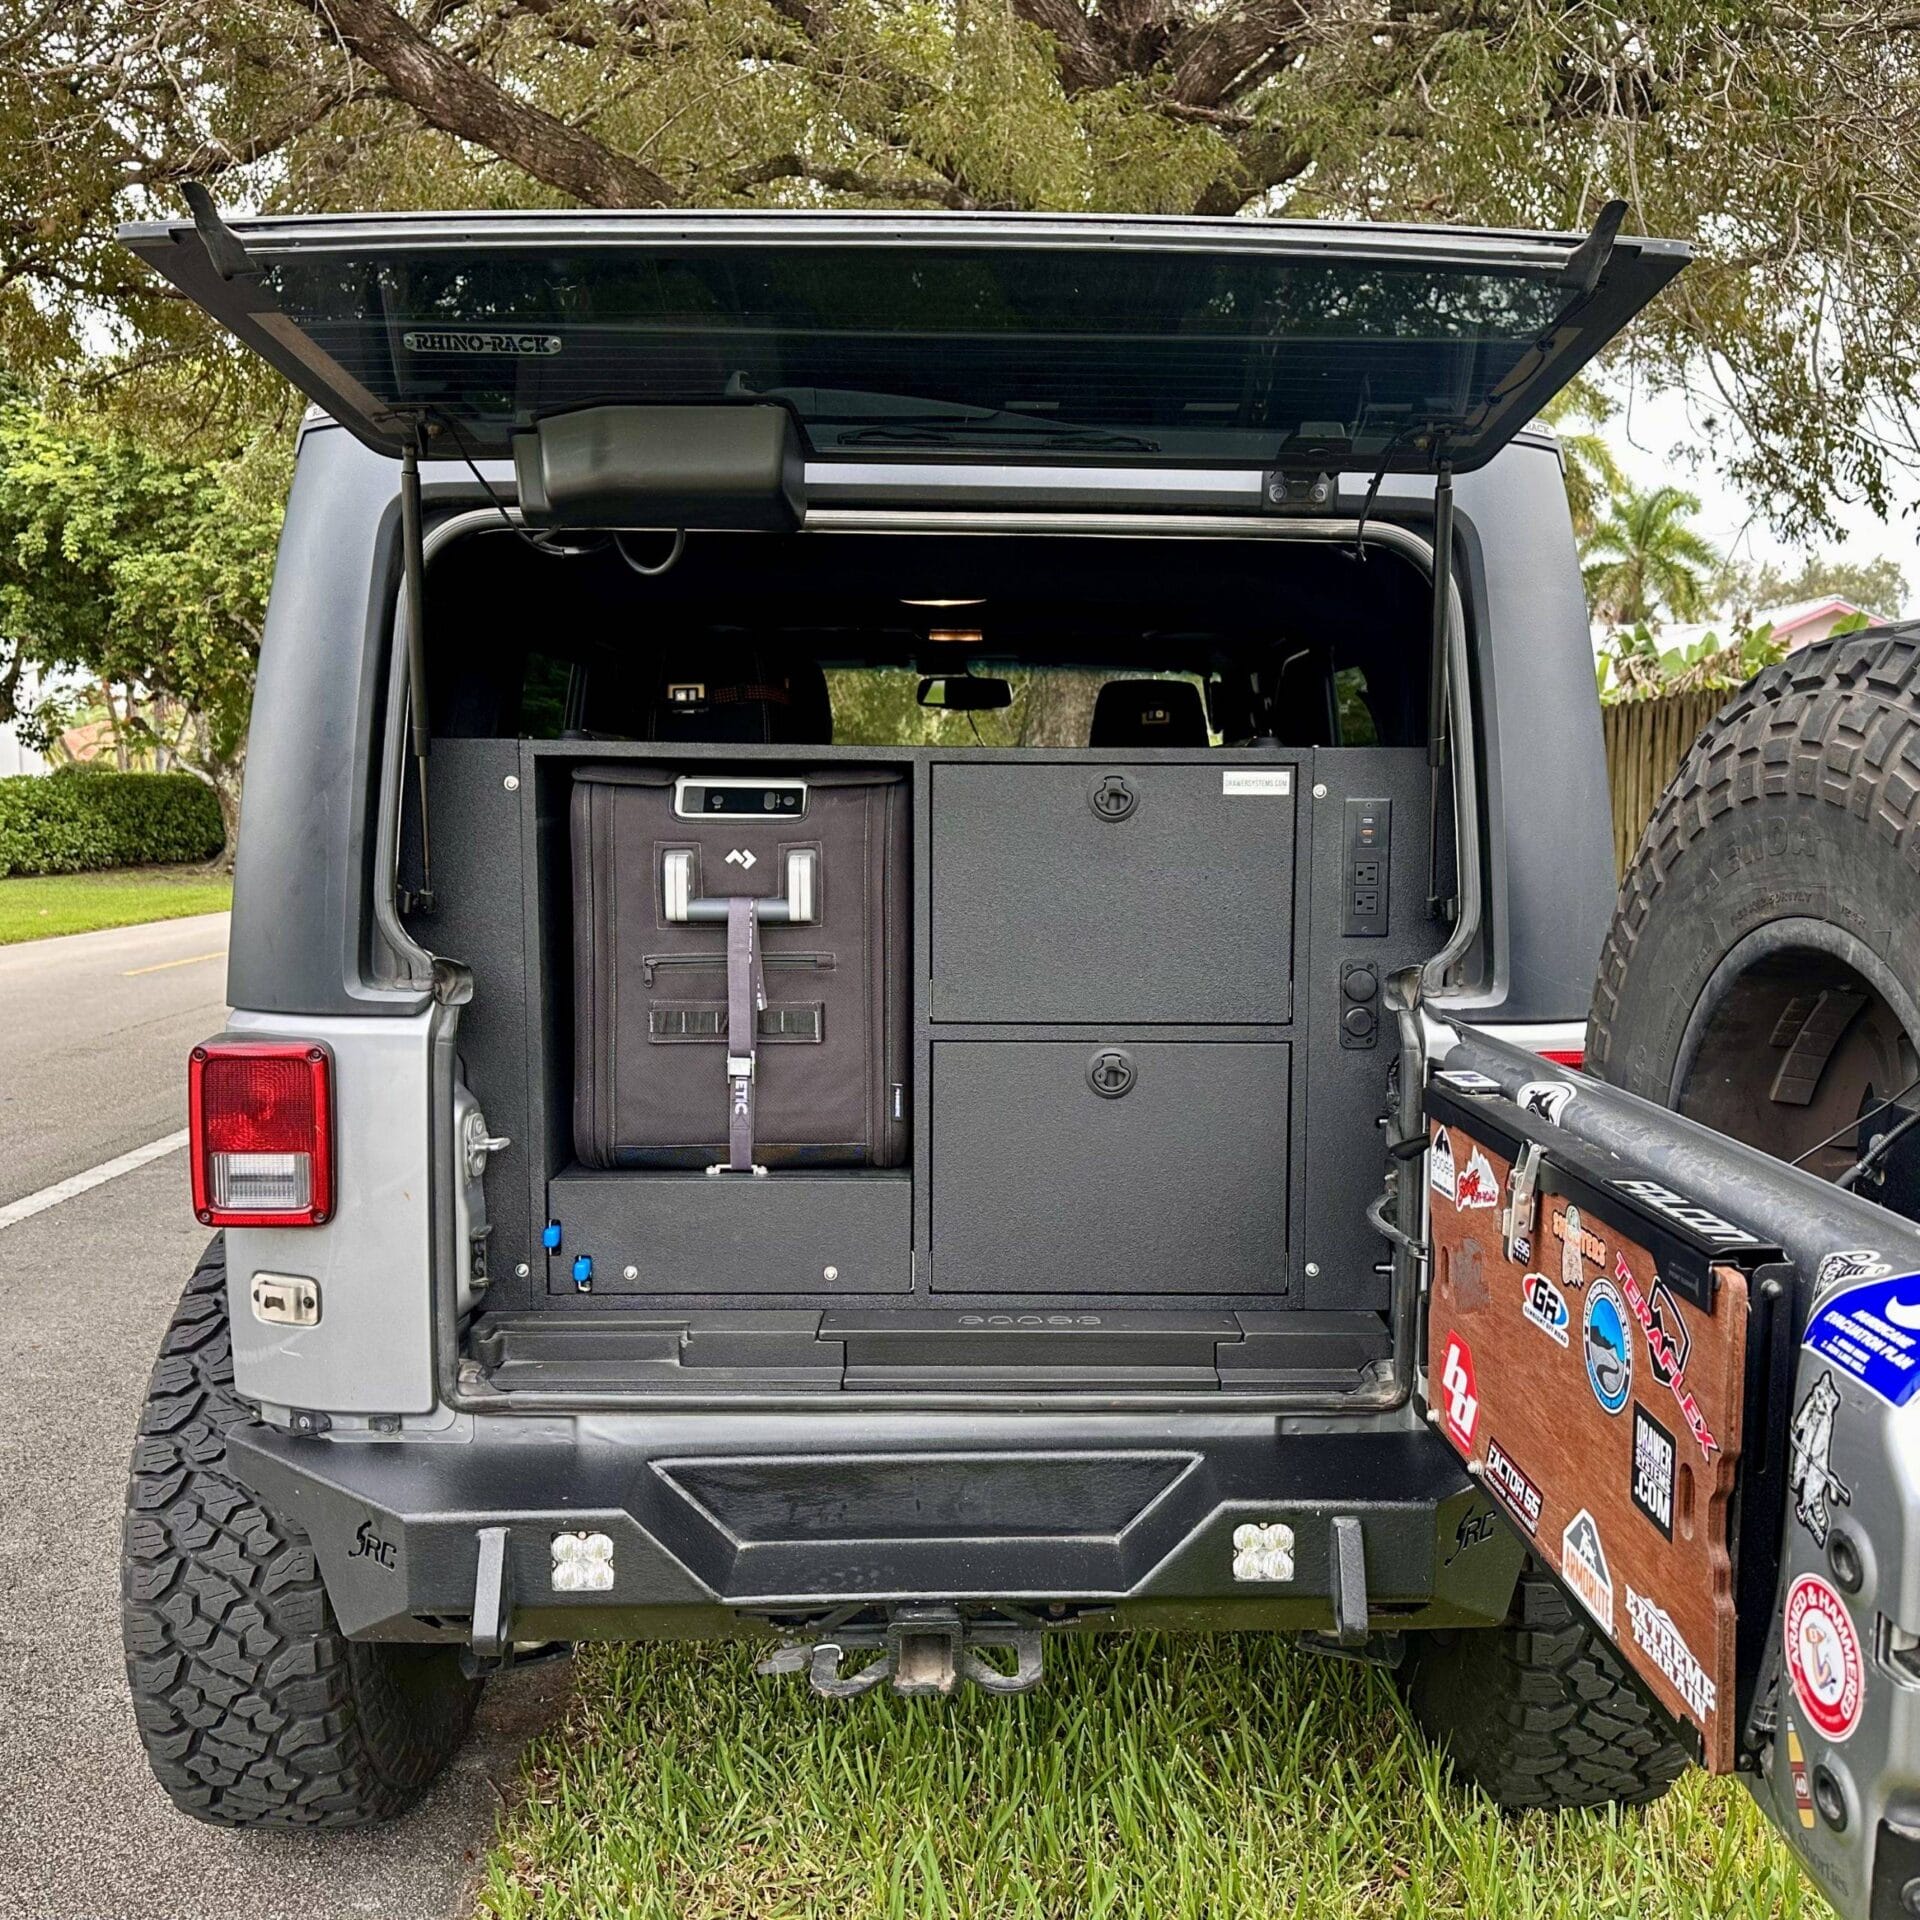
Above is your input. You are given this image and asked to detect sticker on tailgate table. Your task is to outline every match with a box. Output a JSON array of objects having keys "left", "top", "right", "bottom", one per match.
[
  {"left": 1438, "top": 1332, "right": 1479, "bottom": 1449},
  {"left": 1803, "top": 1273, "right": 1920, "bottom": 1407},
  {"left": 1483, "top": 1438, "right": 1542, "bottom": 1534}
]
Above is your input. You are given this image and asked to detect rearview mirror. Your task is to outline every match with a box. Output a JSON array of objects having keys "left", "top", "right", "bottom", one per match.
[{"left": 917, "top": 674, "right": 1012, "bottom": 712}]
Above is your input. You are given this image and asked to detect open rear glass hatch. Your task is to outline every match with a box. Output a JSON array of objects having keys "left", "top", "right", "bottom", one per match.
[{"left": 122, "top": 201, "right": 1686, "bottom": 474}]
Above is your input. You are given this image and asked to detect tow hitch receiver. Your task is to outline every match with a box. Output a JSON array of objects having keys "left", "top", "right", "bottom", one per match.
[{"left": 757, "top": 1605, "right": 1046, "bottom": 1699}]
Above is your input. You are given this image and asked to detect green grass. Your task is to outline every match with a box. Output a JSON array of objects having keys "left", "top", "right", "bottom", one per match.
[
  {"left": 474, "top": 1635, "right": 1831, "bottom": 1920},
  {"left": 0, "top": 864, "right": 231, "bottom": 943}
]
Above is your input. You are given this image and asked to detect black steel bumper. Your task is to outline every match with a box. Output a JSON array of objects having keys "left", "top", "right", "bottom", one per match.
[{"left": 227, "top": 1408, "right": 1523, "bottom": 1644}]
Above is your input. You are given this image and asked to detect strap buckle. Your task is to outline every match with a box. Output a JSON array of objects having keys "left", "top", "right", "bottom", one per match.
[{"left": 727, "top": 1054, "right": 755, "bottom": 1081}]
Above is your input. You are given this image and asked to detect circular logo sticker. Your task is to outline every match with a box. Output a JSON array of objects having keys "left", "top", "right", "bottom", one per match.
[
  {"left": 1784, "top": 1574, "right": 1864, "bottom": 1742},
  {"left": 1583, "top": 1276, "right": 1633, "bottom": 1415}
]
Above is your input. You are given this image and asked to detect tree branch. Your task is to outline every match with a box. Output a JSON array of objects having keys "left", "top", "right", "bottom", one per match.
[{"left": 293, "top": 0, "right": 676, "bottom": 205}]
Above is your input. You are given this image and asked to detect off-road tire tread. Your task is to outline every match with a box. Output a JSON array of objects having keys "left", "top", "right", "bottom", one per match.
[
  {"left": 1590, "top": 622, "right": 1920, "bottom": 1075},
  {"left": 121, "top": 1238, "right": 479, "bottom": 1828},
  {"left": 1399, "top": 1568, "right": 1690, "bottom": 1810}
]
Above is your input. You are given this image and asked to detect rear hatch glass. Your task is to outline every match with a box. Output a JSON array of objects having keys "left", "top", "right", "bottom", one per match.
[{"left": 121, "top": 209, "right": 1687, "bottom": 471}]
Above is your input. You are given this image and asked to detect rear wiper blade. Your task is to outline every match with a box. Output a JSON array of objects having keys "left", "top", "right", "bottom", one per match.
[{"left": 836, "top": 422, "right": 1161, "bottom": 452}]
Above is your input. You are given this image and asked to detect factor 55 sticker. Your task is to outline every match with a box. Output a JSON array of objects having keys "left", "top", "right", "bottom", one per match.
[{"left": 1784, "top": 1574, "right": 1864, "bottom": 1742}]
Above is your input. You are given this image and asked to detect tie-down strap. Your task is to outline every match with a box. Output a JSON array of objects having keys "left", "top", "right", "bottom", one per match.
[{"left": 725, "top": 893, "right": 767, "bottom": 1172}]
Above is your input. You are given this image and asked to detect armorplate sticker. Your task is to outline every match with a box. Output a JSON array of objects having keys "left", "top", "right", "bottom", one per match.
[
  {"left": 1561, "top": 1509, "right": 1614, "bottom": 1633},
  {"left": 1802, "top": 1272, "right": 1920, "bottom": 1407},
  {"left": 1626, "top": 1586, "right": 1716, "bottom": 1721},
  {"left": 1784, "top": 1574, "right": 1864, "bottom": 1742}
]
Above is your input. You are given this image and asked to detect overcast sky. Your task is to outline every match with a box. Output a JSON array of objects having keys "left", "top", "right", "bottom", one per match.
[{"left": 1603, "top": 379, "right": 1920, "bottom": 618}]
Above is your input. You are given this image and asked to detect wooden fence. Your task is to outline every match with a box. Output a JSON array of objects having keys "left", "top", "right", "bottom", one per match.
[{"left": 1602, "top": 689, "right": 1728, "bottom": 878}]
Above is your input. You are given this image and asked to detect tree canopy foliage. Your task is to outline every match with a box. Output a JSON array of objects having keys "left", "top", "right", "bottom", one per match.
[
  {"left": 5, "top": 2, "right": 1920, "bottom": 537},
  {"left": 0, "top": 402, "right": 283, "bottom": 860}
]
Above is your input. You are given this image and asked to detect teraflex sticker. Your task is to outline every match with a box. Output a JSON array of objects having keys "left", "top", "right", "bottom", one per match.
[
  {"left": 1454, "top": 1145, "right": 1501, "bottom": 1211},
  {"left": 1784, "top": 1574, "right": 1864, "bottom": 1742},
  {"left": 1803, "top": 1273, "right": 1920, "bottom": 1407},
  {"left": 1626, "top": 1586, "right": 1717, "bottom": 1722},
  {"left": 1582, "top": 1277, "right": 1633, "bottom": 1415},
  {"left": 1614, "top": 1252, "right": 1720, "bottom": 1460},
  {"left": 1438, "top": 1332, "right": 1480, "bottom": 1451},
  {"left": 1521, "top": 1270, "right": 1571, "bottom": 1347},
  {"left": 1561, "top": 1509, "right": 1614, "bottom": 1634},
  {"left": 1631, "top": 1404, "right": 1676, "bottom": 1539},
  {"left": 1484, "top": 1437, "right": 1542, "bottom": 1535},
  {"left": 1430, "top": 1128, "right": 1458, "bottom": 1205},
  {"left": 1789, "top": 1372, "right": 1852, "bottom": 1549}
]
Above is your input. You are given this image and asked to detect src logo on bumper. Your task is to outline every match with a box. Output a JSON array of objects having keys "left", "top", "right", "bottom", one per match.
[{"left": 347, "top": 1520, "right": 397, "bottom": 1570}]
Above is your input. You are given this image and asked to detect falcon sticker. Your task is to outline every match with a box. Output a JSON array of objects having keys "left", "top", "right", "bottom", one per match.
[
  {"left": 1610, "top": 1177, "right": 1755, "bottom": 1248},
  {"left": 1429, "top": 1128, "right": 1458, "bottom": 1205},
  {"left": 1561, "top": 1509, "right": 1614, "bottom": 1634},
  {"left": 1784, "top": 1574, "right": 1864, "bottom": 1742},
  {"left": 1484, "top": 1437, "right": 1542, "bottom": 1535},
  {"left": 1454, "top": 1145, "right": 1501, "bottom": 1211},
  {"left": 1630, "top": 1404, "right": 1676, "bottom": 1539},
  {"left": 1438, "top": 1332, "right": 1480, "bottom": 1451},
  {"left": 1521, "top": 1270, "right": 1571, "bottom": 1347},
  {"left": 1626, "top": 1586, "right": 1716, "bottom": 1722},
  {"left": 1582, "top": 1277, "right": 1633, "bottom": 1415},
  {"left": 1789, "top": 1372, "right": 1852, "bottom": 1548}
]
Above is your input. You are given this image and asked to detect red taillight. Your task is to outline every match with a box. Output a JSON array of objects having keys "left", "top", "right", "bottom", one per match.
[
  {"left": 189, "top": 1041, "right": 334, "bottom": 1227},
  {"left": 1540, "top": 1048, "right": 1585, "bottom": 1070}
]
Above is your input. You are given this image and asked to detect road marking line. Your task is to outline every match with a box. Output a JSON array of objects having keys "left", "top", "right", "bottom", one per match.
[
  {"left": 0, "top": 1130, "right": 189, "bottom": 1233},
  {"left": 123, "top": 949, "right": 226, "bottom": 977}
]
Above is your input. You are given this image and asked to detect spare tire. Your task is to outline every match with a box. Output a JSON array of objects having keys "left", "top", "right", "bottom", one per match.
[{"left": 1589, "top": 625, "right": 1920, "bottom": 1206}]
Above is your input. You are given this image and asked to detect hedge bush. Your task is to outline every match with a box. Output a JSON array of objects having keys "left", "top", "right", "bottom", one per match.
[{"left": 0, "top": 769, "right": 224, "bottom": 876}]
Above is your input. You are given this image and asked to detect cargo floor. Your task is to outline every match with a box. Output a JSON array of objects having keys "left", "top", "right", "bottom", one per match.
[{"left": 467, "top": 1309, "right": 1389, "bottom": 1399}]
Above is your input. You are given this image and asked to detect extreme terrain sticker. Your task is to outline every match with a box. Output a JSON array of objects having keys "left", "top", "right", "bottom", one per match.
[
  {"left": 1803, "top": 1272, "right": 1920, "bottom": 1407},
  {"left": 1784, "top": 1574, "right": 1864, "bottom": 1742},
  {"left": 1626, "top": 1587, "right": 1716, "bottom": 1721}
]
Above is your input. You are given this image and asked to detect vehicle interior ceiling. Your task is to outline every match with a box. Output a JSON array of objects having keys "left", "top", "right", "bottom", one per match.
[{"left": 416, "top": 518, "right": 1446, "bottom": 1397}]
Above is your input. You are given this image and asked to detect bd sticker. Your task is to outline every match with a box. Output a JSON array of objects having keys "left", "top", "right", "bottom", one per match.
[
  {"left": 1430, "top": 1128, "right": 1458, "bottom": 1205},
  {"left": 1803, "top": 1273, "right": 1920, "bottom": 1408},
  {"left": 1521, "top": 1271, "right": 1571, "bottom": 1347},
  {"left": 1484, "top": 1437, "right": 1542, "bottom": 1535},
  {"left": 1561, "top": 1509, "right": 1614, "bottom": 1634},
  {"left": 1631, "top": 1404, "right": 1676, "bottom": 1539},
  {"left": 1789, "top": 1371, "right": 1852, "bottom": 1548},
  {"left": 1454, "top": 1145, "right": 1501, "bottom": 1211},
  {"left": 1817, "top": 1249, "right": 1890, "bottom": 1294},
  {"left": 1614, "top": 1252, "right": 1719, "bottom": 1460},
  {"left": 1517, "top": 1079, "right": 1577, "bottom": 1125},
  {"left": 1583, "top": 1277, "right": 1633, "bottom": 1415},
  {"left": 1438, "top": 1332, "right": 1480, "bottom": 1451},
  {"left": 1625, "top": 1586, "right": 1716, "bottom": 1722},
  {"left": 1784, "top": 1574, "right": 1864, "bottom": 1742}
]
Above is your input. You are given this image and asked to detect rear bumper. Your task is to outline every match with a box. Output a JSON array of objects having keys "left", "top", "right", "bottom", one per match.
[{"left": 227, "top": 1409, "right": 1524, "bottom": 1643}]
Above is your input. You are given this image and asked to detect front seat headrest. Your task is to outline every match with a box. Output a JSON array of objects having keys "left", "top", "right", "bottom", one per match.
[
  {"left": 1088, "top": 678, "right": 1210, "bottom": 749},
  {"left": 570, "top": 643, "right": 833, "bottom": 744}
]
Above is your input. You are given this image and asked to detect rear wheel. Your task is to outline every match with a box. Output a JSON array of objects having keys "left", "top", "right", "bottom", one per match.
[
  {"left": 121, "top": 1238, "right": 482, "bottom": 1828},
  {"left": 1396, "top": 1566, "right": 1689, "bottom": 1809},
  {"left": 1590, "top": 626, "right": 1920, "bottom": 1218}
]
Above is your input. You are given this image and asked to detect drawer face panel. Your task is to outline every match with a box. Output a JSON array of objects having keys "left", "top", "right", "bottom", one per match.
[
  {"left": 930, "top": 1040, "right": 1290, "bottom": 1295},
  {"left": 930, "top": 762, "right": 1296, "bottom": 1024}
]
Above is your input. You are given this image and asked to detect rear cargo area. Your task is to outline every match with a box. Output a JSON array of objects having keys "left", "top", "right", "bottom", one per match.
[{"left": 406, "top": 519, "right": 1447, "bottom": 1396}]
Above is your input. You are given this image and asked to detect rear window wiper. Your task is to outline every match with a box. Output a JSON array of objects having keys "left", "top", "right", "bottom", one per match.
[{"left": 834, "top": 421, "right": 1161, "bottom": 453}]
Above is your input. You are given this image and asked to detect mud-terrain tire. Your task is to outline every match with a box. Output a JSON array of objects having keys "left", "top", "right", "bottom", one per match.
[
  {"left": 1589, "top": 626, "right": 1920, "bottom": 1173},
  {"left": 122, "top": 1237, "right": 481, "bottom": 1828},
  {"left": 1396, "top": 1566, "right": 1690, "bottom": 1809}
]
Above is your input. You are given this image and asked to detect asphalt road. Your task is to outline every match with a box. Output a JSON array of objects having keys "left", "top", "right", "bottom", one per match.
[{"left": 0, "top": 915, "right": 564, "bottom": 1920}]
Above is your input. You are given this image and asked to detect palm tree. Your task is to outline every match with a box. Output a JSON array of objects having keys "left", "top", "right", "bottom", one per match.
[
  {"left": 1582, "top": 482, "right": 1720, "bottom": 629},
  {"left": 1538, "top": 385, "right": 1627, "bottom": 545}
]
